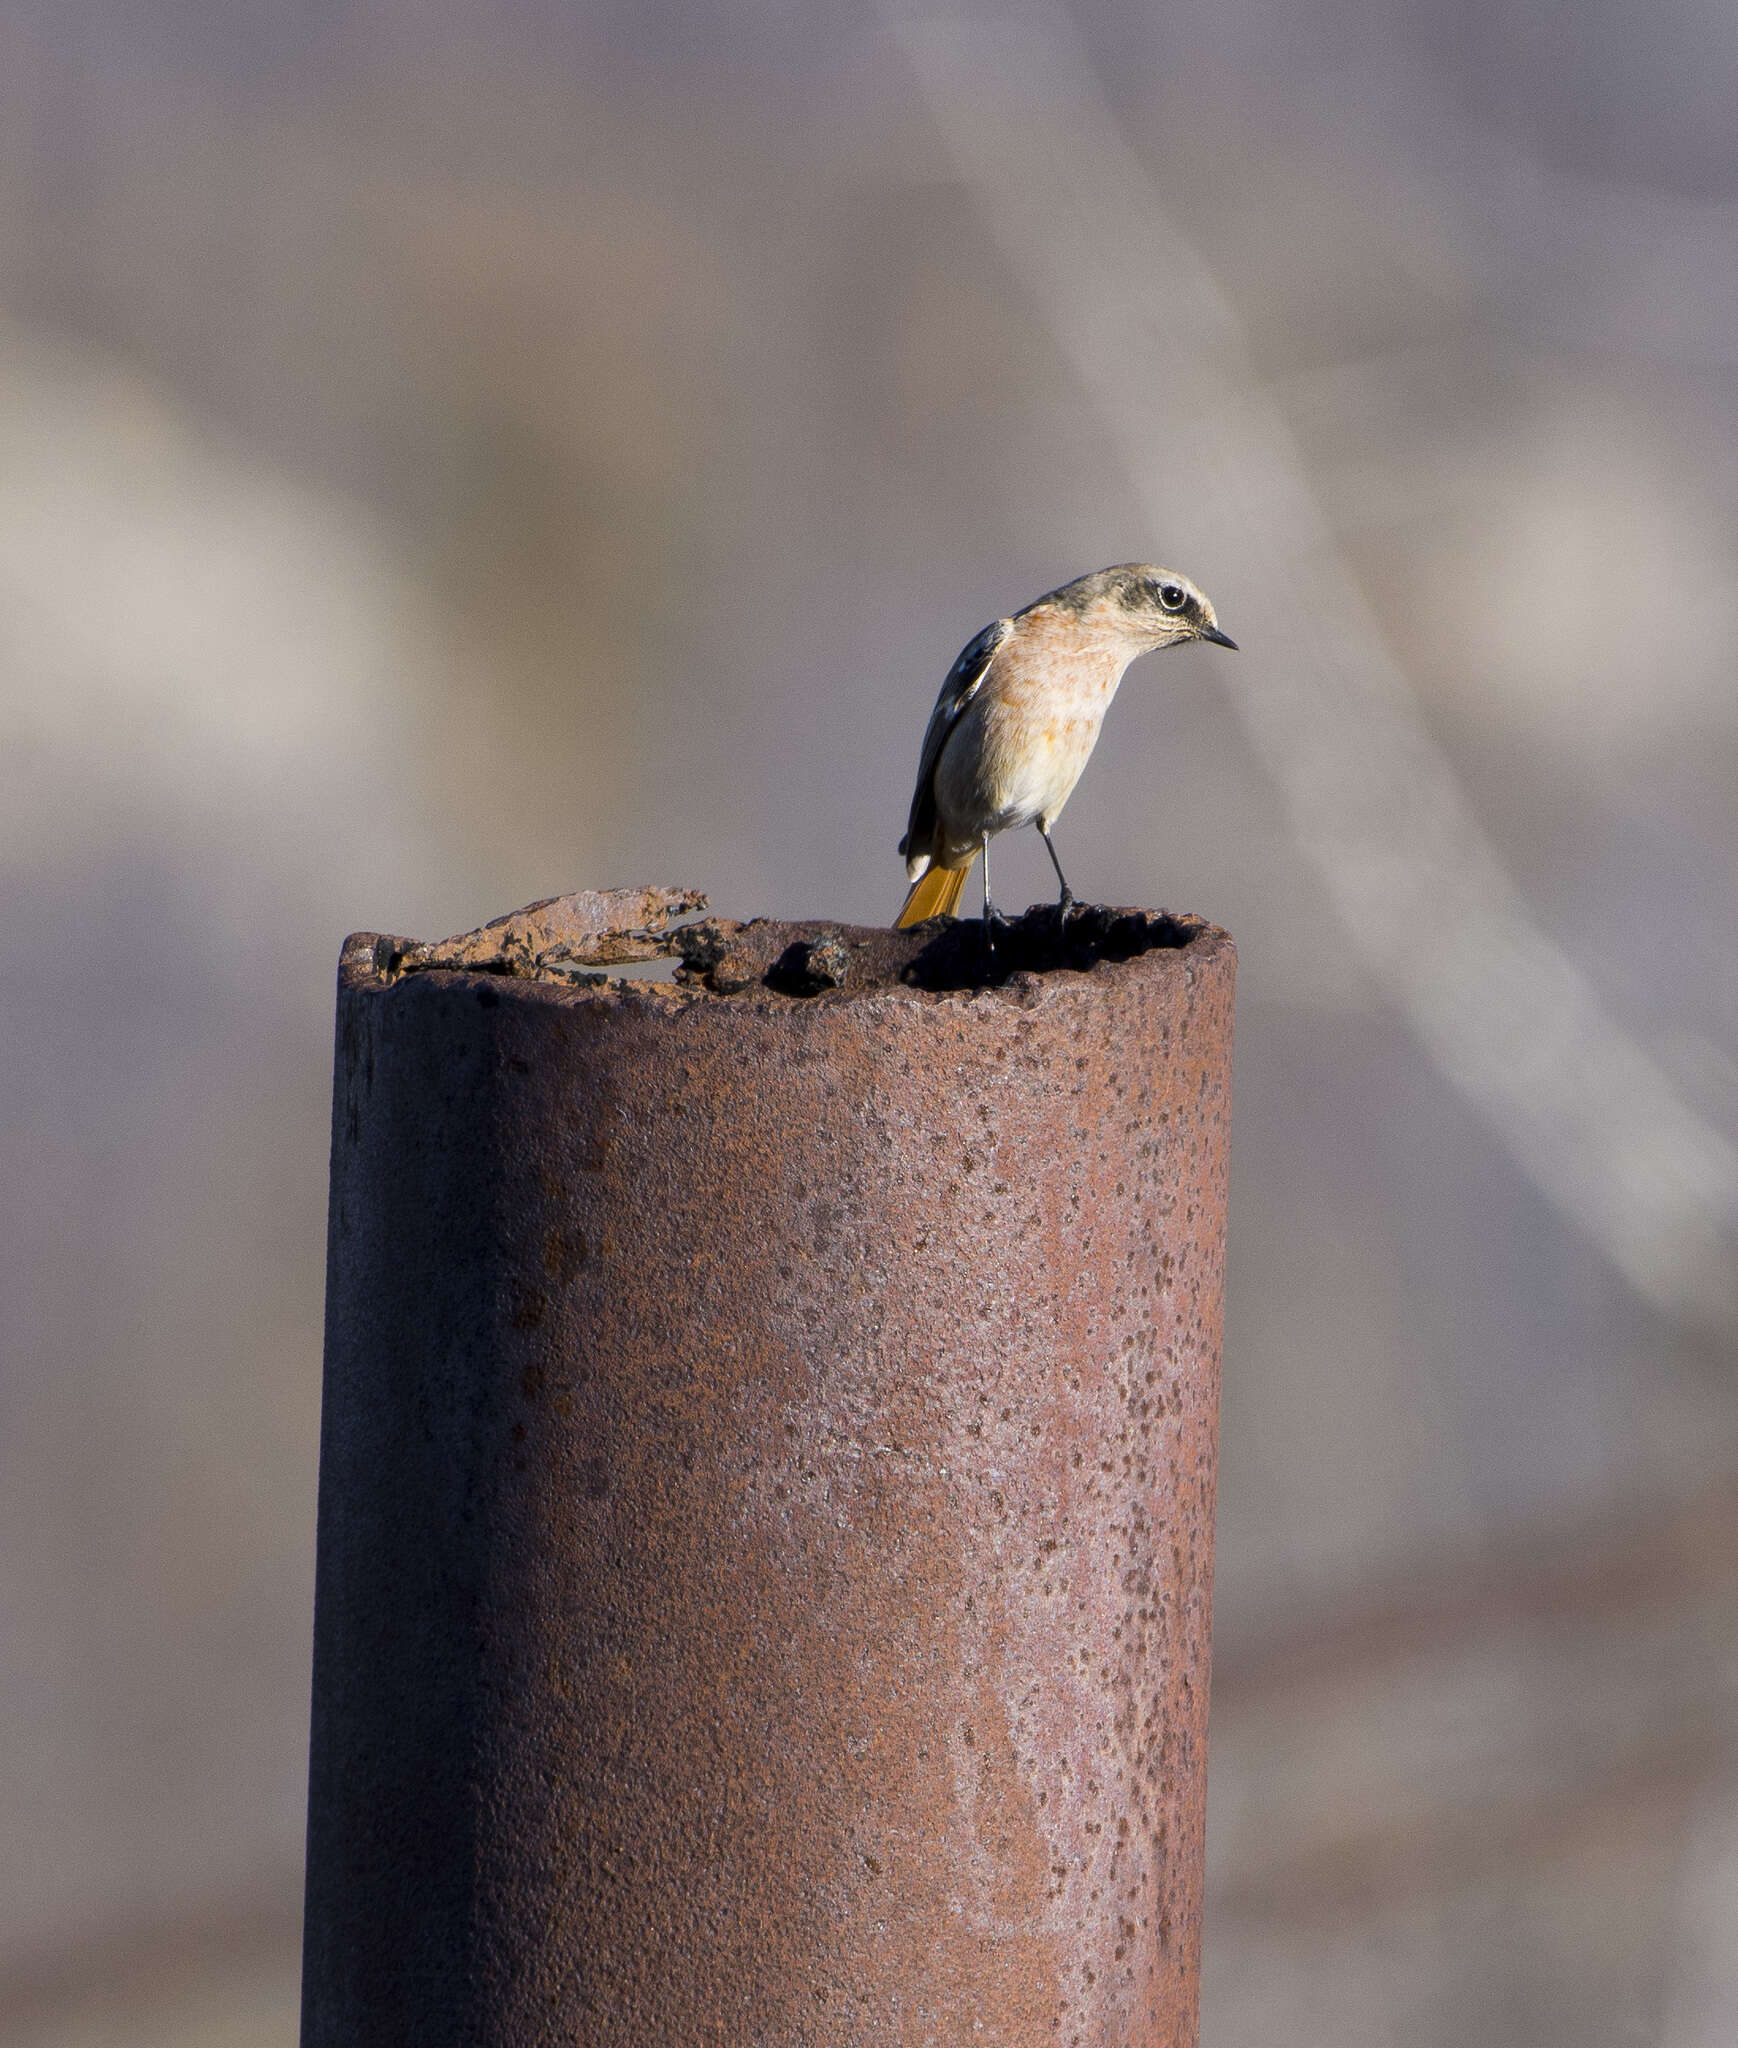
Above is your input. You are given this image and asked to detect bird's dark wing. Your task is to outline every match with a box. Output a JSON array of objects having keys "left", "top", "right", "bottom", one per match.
[{"left": 899, "top": 617, "right": 1009, "bottom": 859}]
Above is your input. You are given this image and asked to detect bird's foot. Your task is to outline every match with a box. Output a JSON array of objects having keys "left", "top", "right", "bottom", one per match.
[{"left": 1040, "top": 889, "right": 1078, "bottom": 936}]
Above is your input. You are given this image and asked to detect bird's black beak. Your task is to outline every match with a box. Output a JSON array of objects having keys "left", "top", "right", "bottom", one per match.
[{"left": 1198, "top": 625, "right": 1238, "bottom": 650}]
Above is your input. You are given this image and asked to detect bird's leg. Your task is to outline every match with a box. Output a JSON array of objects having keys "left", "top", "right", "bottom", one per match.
[
  {"left": 981, "top": 834, "right": 997, "bottom": 958},
  {"left": 1038, "top": 821, "right": 1075, "bottom": 915}
]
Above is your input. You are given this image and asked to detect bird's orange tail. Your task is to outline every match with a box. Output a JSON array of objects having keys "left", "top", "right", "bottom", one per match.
[{"left": 896, "top": 861, "right": 974, "bottom": 928}]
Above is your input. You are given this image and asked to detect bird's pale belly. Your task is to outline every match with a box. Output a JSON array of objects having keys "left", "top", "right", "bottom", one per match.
[{"left": 933, "top": 688, "right": 1112, "bottom": 854}]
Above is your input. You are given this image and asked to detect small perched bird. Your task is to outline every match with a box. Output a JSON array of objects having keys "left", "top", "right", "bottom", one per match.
[{"left": 896, "top": 564, "right": 1236, "bottom": 930}]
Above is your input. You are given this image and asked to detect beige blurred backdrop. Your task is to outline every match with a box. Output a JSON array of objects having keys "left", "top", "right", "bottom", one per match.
[{"left": 4, "top": 3, "right": 1738, "bottom": 2043}]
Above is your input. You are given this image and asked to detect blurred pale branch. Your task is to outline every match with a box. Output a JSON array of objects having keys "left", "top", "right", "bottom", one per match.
[{"left": 886, "top": 0, "right": 1738, "bottom": 1328}]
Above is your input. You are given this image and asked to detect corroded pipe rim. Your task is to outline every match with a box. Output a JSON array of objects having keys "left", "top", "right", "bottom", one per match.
[{"left": 345, "top": 885, "right": 1233, "bottom": 1010}]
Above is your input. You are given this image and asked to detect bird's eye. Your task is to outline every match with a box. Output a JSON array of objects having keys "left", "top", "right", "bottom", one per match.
[{"left": 1158, "top": 583, "right": 1187, "bottom": 611}]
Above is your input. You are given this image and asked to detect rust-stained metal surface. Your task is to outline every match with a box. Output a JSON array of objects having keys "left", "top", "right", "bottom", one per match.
[{"left": 300, "top": 893, "right": 1236, "bottom": 2048}]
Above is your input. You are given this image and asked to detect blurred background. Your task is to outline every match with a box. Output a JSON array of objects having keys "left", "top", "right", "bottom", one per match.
[{"left": 3, "top": 0, "right": 1737, "bottom": 2041}]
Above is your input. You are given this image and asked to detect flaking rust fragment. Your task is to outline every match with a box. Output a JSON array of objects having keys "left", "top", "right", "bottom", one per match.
[
  {"left": 381, "top": 885, "right": 708, "bottom": 979},
  {"left": 768, "top": 932, "right": 851, "bottom": 994},
  {"left": 671, "top": 916, "right": 754, "bottom": 991}
]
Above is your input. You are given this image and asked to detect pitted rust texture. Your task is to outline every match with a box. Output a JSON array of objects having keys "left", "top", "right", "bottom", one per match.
[{"left": 302, "top": 897, "right": 1235, "bottom": 2048}]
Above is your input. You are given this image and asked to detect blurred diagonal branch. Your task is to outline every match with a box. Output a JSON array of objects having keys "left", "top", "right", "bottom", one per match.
[{"left": 886, "top": 0, "right": 1738, "bottom": 1326}]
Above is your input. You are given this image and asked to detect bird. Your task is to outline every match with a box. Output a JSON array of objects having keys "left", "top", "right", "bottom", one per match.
[{"left": 895, "top": 564, "right": 1237, "bottom": 930}]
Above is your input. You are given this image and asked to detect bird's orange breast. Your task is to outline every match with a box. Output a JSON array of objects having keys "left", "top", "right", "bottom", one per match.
[{"left": 933, "top": 608, "right": 1133, "bottom": 845}]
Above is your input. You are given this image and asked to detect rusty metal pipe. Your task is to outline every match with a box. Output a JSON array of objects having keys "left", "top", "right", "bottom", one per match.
[{"left": 300, "top": 896, "right": 1235, "bottom": 2047}]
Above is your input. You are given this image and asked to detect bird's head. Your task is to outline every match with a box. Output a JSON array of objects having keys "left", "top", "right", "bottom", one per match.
[
  {"left": 1035, "top": 563, "right": 1237, "bottom": 654},
  {"left": 1108, "top": 564, "right": 1237, "bottom": 652}
]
